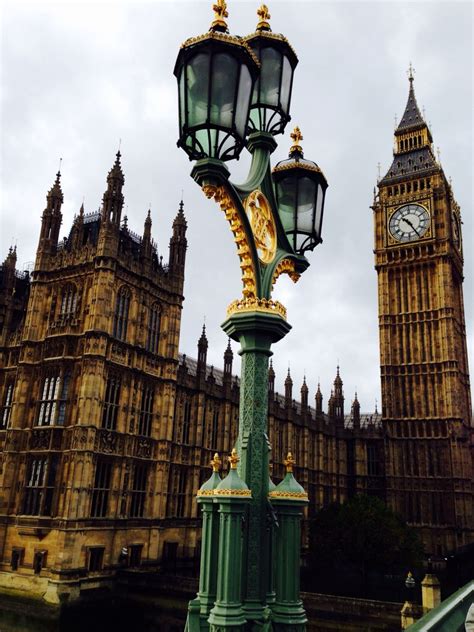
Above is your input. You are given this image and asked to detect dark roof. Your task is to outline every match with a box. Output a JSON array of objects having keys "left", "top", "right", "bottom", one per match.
[
  {"left": 178, "top": 353, "right": 382, "bottom": 429},
  {"left": 396, "top": 79, "right": 425, "bottom": 133},
  {"left": 380, "top": 146, "right": 438, "bottom": 185}
]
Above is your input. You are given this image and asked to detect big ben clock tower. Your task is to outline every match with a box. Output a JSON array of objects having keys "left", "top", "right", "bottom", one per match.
[{"left": 373, "top": 68, "right": 473, "bottom": 555}]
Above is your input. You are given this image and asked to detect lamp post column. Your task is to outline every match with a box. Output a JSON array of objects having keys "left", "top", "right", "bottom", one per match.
[{"left": 223, "top": 310, "right": 291, "bottom": 624}]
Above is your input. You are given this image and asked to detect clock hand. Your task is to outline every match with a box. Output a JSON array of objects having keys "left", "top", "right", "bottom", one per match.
[{"left": 401, "top": 217, "right": 420, "bottom": 236}]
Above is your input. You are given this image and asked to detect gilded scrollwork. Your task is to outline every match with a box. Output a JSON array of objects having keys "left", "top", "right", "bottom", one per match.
[
  {"left": 202, "top": 184, "right": 257, "bottom": 299},
  {"left": 271, "top": 258, "right": 301, "bottom": 289}
]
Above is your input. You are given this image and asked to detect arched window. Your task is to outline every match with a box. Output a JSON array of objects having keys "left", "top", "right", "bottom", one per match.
[
  {"left": 1, "top": 382, "right": 14, "bottom": 429},
  {"left": 36, "top": 371, "right": 71, "bottom": 426},
  {"left": 146, "top": 303, "right": 161, "bottom": 354},
  {"left": 113, "top": 287, "right": 131, "bottom": 341},
  {"left": 60, "top": 284, "right": 77, "bottom": 318}
]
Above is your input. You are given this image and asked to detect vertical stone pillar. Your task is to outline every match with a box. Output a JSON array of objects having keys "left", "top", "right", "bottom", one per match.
[
  {"left": 208, "top": 450, "right": 252, "bottom": 631},
  {"left": 421, "top": 574, "right": 441, "bottom": 611},
  {"left": 269, "top": 452, "right": 308, "bottom": 632},
  {"left": 185, "top": 453, "right": 222, "bottom": 632}
]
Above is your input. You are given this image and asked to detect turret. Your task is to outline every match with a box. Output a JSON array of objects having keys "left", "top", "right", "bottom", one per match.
[
  {"left": 268, "top": 360, "right": 275, "bottom": 398},
  {"left": 315, "top": 382, "right": 323, "bottom": 416},
  {"left": 300, "top": 376, "right": 308, "bottom": 413},
  {"left": 141, "top": 209, "right": 153, "bottom": 259},
  {"left": 36, "top": 171, "right": 63, "bottom": 265},
  {"left": 197, "top": 324, "right": 208, "bottom": 380},
  {"left": 223, "top": 338, "right": 233, "bottom": 384},
  {"left": 169, "top": 200, "right": 188, "bottom": 275},
  {"left": 285, "top": 368, "right": 293, "bottom": 409},
  {"left": 71, "top": 203, "right": 85, "bottom": 250},
  {"left": 101, "top": 151, "right": 124, "bottom": 226},
  {"left": 352, "top": 391, "right": 360, "bottom": 430},
  {"left": 332, "top": 366, "right": 344, "bottom": 421}
]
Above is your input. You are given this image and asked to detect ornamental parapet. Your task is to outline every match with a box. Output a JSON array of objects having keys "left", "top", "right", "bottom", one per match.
[{"left": 227, "top": 297, "right": 287, "bottom": 320}]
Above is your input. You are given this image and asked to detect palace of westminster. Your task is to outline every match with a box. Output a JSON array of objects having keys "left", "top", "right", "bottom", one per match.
[{"left": 0, "top": 74, "right": 472, "bottom": 602}]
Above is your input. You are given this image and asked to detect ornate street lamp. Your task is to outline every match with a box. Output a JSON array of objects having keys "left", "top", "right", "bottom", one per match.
[{"left": 175, "top": 3, "right": 328, "bottom": 631}]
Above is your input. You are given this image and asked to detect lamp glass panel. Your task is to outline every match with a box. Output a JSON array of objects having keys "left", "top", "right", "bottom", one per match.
[
  {"left": 280, "top": 55, "right": 292, "bottom": 114},
  {"left": 315, "top": 183, "right": 324, "bottom": 237},
  {"left": 210, "top": 53, "right": 238, "bottom": 128},
  {"left": 187, "top": 53, "right": 210, "bottom": 127},
  {"left": 235, "top": 64, "right": 252, "bottom": 138},
  {"left": 276, "top": 176, "right": 297, "bottom": 231},
  {"left": 260, "top": 47, "right": 282, "bottom": 107},
  {"left": 178, "top": 68, "right": 186, "bottom": 130},
  {"left": 297, "top": 176, "right": 316, "bottom": 232}
]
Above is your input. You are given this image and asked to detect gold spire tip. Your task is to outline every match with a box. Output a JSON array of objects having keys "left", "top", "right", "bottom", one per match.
[
  {"left": 228, "top": 448, "right": 239, "bottom": 469},
  {"left": 211, "top": 453, "right": 222, "bottom": 472},
  {"left": 284, "top": 451, "right": 296, "bottom": 473},
  {"left": 257, "top": 4, "right": 271, "bottom": 30},
  {"left": 289, "top": 126, "right": 303, "bottom": 155},
  {"left": 211, "top": 0, "right": 228, "bottom": 31}
]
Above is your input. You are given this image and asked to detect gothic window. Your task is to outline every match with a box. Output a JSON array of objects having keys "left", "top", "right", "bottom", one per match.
[
  {"left": 176, "top": 469, "right": 187, "bottom": 517},
  {"left": 138, "top": 385, "right": 154, "bottom": 437},
  {"left": 146, "top": 303, "right": 161, "bottom": 354},
  {"left": 367, "top": 443, "right": 378, "bottom": 476},
  {"left": 102, "top": 375, "right": 121, "bottom": 430},
  {"left": 22, "top": 455, "right": 59, "bottom": 516},
  {"left": 0, "top": 382, "right": 14, "bottom": 429},
  {"left": 36, "top": 372, "right": 71, "bottom": 426},
  {"left": 129, "top": 464, "right": 148, "bottom": 518},
  {"left": 60, "top": 284, "right": 78, "bottom": 318},
  {"left": 113, "top": 287, "right": 131, "bottom": 341},
  {"left": 182, "top": 400, "right": 191, "bottom": 444},
  {"left": 167, "top": 467, "right": 187, "bottom": 518},
  {"left": 90, "top": 459, "right": 112, "bottom": 517},
  {"left": 210, "top": 409, "right": 219, "bottom": 450}
]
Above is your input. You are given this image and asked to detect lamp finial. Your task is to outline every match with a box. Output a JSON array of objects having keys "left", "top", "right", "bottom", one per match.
[
  {"left": 257, "top": 4, "right": 271, "bottom": 30},
  {"left": 211, "top": 0, "right": 229, "bottom": 31},
  {"left": 211, "top": 453, "right": 222, "bottom": 472},
  {"left": 289, "top": 126, "right": 303, "bottom": 156},
  {"left": 284, "top": 451, "right": 296, "bottom": 473},
  {"left": 228, "top": 448, "right": 240, "bottom": 469}
]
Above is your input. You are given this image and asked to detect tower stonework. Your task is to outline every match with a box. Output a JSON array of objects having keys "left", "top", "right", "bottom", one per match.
[
  {"left": 373, "top": 74, "right": 473, "bottom": 554},
  {"left": 0, "top": 156, "right": 188, "bottom": 601}
]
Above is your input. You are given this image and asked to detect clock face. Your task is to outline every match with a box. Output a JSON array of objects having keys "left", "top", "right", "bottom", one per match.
[{"left": 389, "top": 204, "right": 430, "bottom": 243}]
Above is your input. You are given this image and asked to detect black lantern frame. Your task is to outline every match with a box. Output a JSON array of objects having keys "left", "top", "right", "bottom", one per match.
[
  {"left": 244, "top": 30, "right": 298, "bottom": 136},
  {"left": 174, "top": 33, "right": 260, "bottom": 162},
  {"left": 273, "top": 147, "right": 328, "bottom": 255}
]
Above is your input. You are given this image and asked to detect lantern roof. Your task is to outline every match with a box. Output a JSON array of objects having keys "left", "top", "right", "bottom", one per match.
[
  {"left": 273, "top": 127, "right": 326, "bottom": 179},
  {"left": 177, "top": 30, "right": 260, "bottom": 70}
]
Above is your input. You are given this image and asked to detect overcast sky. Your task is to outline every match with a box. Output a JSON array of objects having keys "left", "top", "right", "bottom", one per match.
[{"left": 1, "top": 1, "right": 472, "bottom": 414}]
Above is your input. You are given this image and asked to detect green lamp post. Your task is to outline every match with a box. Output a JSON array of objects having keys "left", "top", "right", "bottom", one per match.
[{"left": 175, "top": 2, "right": 328, "bottom": 630}]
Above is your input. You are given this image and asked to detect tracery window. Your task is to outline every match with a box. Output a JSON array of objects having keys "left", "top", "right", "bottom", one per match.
[
  {"left": 138, "top": 385, "right": 154, "bottom": 437},
  {"left": 129, "top": 463, "right": 148, "bottom": 518},
  {"left": 181, "top": 400, "right": 192, "bottom": 445},
  {"left": 146, "top": 303, "right": 161, "bottom": 354},
  {"left": 113, "top": 287, "right": 131, "bottom": 341},
  {"left": 0, "top": 382, "right": 14, "bottom": 429},
  {"left": 102, "top": 375, "right": 121, "bottom": 430},
  {"left": 60, "top": 284, "right": 78, "bottom": 318},
  {"left": 210, "top": 408, "right": 219, "bottom": 450},
  {"left": 22, "top": 455, "right": 59, "bottom": 516},
  {"left": 36, "top": 372, "right": 71, "bottom": 426},
  {"left": 90, "top": 459, "right": 112, "bottom": 517}
]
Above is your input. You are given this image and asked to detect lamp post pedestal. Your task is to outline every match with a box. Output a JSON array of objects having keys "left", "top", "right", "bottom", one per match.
[{"left": 223, "top": 311, "right": 291, "bottom": 624}]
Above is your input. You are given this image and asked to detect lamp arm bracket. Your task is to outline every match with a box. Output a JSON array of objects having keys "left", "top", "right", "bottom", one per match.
[{"left": 232, "top": 146, "right": 271, "bottom": 196}]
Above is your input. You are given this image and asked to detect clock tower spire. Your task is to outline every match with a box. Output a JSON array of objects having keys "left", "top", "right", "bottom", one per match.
[{"left": 373, "top": 71, "right": 472, "bottom": 555}]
